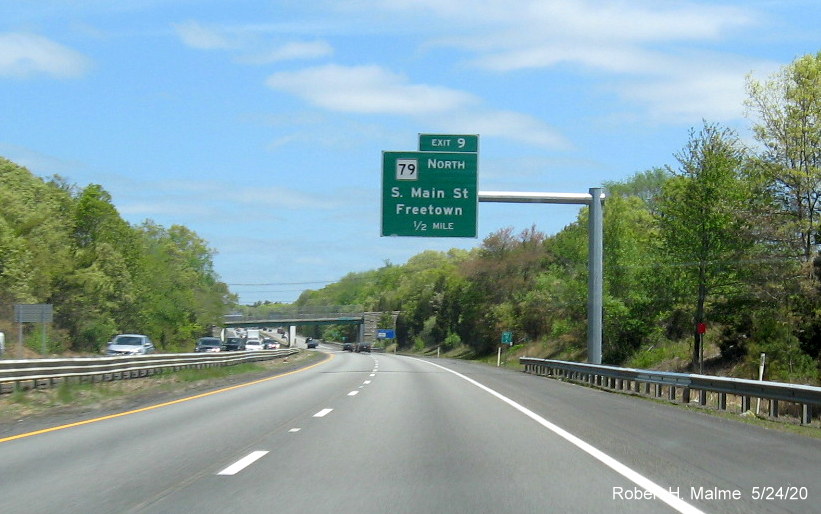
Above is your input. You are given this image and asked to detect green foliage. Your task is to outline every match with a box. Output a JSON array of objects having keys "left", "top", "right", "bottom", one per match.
[
  {"left": 656, "top": 122, "right": 760, "bottom": 367},
  {"left": 743, "top": 313, "right": 820, "bottom": 382},
  {"left": 442, "top": 331, "right": 461, "bottom": 351},
  {"left": 746, "top": 51, "right": 821, "bottom": 260},
  {"left": 625, "top": 340, "right": 692, "bottom": 370},
  {"left": 0, "top": 157, "right": 232, "bottom": 353}
]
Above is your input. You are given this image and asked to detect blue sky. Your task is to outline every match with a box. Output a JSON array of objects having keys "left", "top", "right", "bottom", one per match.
[{"left": 1, "top": 1, "right": 819, "bottom": 304}]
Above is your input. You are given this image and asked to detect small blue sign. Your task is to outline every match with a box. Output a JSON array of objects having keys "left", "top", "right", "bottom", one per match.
[{"left": 376, "top": 329, "right": 396, "bottom": 339}]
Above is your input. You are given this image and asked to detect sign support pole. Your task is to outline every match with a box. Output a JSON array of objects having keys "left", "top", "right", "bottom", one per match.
[
  {"left": 479, "top": 189, "right": 604, "bottom": 365},
  {"left": 587, "top": 187, "right": 603, "bottom": 365}
]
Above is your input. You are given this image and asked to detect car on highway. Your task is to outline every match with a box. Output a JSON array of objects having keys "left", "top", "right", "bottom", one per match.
[
  {"left": 262, "top": 338, "right": 279, "bottom": 349},
  {"left": 223, "top": 337, "right": 246, "bottom": 351},
  {"left": 354, "top": 342, "right": 371, "bottom": 353},
  {"left": 305, "top": 337, "right": 318, "bottom": 349},
  {"left": 342, "top": 342, "right": 353, "bottom": 351},
  {"left": 194, "top": 337, "right": 223, "bottom": 352},
  {"left": 245, "top": 338, "right": 264, "bottom": 351},
  {"left": 106, "top": 334, "right": 156, "bottom": 356}
]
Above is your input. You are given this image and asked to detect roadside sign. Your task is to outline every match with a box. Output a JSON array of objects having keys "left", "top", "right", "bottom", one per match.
[
  {"left": 376, "top": 329, "right": 396, "bottom": 339},
  {"left": 419, "top": 134, "right": 478, "bottom": 153},
  {"left": 501, "top": 331, "right": 513, "bottom": 345},
  {"left": 14, "top": 304, "right": 53, "bottom": 323},
  {"left": 381, "top": 151, "right": 478, "bottom": 237}
]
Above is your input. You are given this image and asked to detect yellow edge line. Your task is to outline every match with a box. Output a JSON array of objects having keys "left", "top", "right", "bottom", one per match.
[{"left": 0, "top": 352, "right": 334, "bottom": 444}]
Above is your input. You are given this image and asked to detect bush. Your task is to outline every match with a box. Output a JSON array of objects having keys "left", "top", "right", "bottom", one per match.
[{"left": 441, "top": 332, "right": 461, "bottom": 351}]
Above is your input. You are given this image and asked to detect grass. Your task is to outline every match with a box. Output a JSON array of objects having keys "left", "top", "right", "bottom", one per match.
[
  {"left": 0, "top": 351, "right": 321, "bottom": 423},
  {"left": 165, "top": 362, "right": 269, "bottom": 383},
  {"left": 624, "top": 340, "right": 693, "bottom": 371}
]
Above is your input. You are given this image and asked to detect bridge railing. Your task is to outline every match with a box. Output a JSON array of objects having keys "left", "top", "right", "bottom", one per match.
[
  {"left": 520, "top": 357, "right": 821, "bottom": 425},
  {"left": 0, "top": 349, "right": 298, "bottom": 394},
  {"left": 226, "top": 305, "right": 364, "bottom": 322}
]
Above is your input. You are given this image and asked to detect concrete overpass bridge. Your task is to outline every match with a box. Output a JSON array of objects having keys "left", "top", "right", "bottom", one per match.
[{"left": 223, "top": 306, "right": 393, "bottom": 343}]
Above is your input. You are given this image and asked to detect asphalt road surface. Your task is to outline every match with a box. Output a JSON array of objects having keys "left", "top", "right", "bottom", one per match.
[{"left": 0, "top": 350, "right": 818, "bottom": 513}]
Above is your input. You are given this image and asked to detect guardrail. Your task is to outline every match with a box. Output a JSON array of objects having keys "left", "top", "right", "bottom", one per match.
[
  {"left": 520, "top": 357, "right": 821, "bottom": 425},
  {"left": 0, "top": 349, "right": 299, "bottom": 394}
]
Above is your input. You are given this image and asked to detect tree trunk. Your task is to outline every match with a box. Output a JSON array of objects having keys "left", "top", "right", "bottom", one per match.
[{"left": 693, "top": 263, "right": 707, "bottom": 371}]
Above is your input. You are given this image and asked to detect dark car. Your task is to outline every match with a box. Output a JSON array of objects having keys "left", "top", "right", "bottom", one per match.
[
  {"left": 194, "top": 337, "right": 223, "bottom": 353},
  {"left": 355, "top": 342, "right": 371, "bottom": 353},
  {"left": 305, "top": 337, "right": 318, "bottom": 349},
  {"left": 223, "top": 337, "right": 246, "bottom": 351},
  {"left": 342, "top": 342, "right": 353, "bottom": 351}
]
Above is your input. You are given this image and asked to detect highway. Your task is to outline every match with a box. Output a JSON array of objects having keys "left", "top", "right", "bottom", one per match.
[{"left": 0, "top": 348, "right": 818, "bottom": 513}]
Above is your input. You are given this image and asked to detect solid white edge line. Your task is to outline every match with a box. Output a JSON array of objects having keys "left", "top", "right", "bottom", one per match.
[
  {"left": 412, "top": 357, "right": 705, "bottom": 514},
  {"left": 314, "top": 408, "right": 333, "bottom": 417},
  {"left": 217, "top": 450, "right": 269, "bottom": 476}
]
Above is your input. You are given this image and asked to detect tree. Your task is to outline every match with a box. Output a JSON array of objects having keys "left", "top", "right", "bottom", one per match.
[
  {"left": 745, "top": 52, "right": 821, "bottom": 261},
  {"left": 601, "top": 180, "right": 672, "bottom": 363},
  {"left": 0, "top": 158, "right": 74, "bottom": 305},
  {"left": 657, "top": 122, "right": 757, "bottom": 369},
  {"left": 134, "top": 222, "right": 230, "bottom": 350}
]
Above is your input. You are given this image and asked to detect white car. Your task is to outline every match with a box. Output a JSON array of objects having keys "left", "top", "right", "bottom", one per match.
[
  {"left": 106, "top": 334, "right": 156, "bottom": 356},
  {"left": 245, "top": 338, "right": 264, "bottom": 351}
]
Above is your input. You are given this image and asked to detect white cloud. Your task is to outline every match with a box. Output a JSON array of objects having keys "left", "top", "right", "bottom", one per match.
[
  {"left": 113, "top": 178, "right": 341, "bottom": 224},
  {"left": 265, "top": 63, "right": 568, "bottom": 148},
  {"left": 621, "top": 72, "right": 745, "bottom": 123},
  {"left": 439, "top": 109, "right": 570, "bottom": 150},
  {"left": 376, "top": 0, "right": 754, "bottom": 52},
  {"left": 0, "top": 143, "right": 88, "bottom": 174},
  {"left": 351, "top": 0, "right": 761, "bottom": 124},
  {"left": 0, "top": 32, "right": 91, "bottom": 78},
  {"left": 612, "top": 53, "right": 781, "bottom": 123},
  {"left": 239, "top": 40, "right": 333, "bottom": 65},
  {"left": 418, "top": 0, "right": 756, "bottom": 79},
  {"left": 173, "top": 20, "right": 235, "bottom": 50},
  {"left": 266, "top": 64, "right": 477, "bottom": 115}
]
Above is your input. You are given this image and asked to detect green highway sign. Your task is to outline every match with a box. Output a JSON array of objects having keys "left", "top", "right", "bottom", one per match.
[
  {"left": 419, "top": 134, "right": 478, "bottom": 153},
  {"left": 381, "top": 151, "right": 478, "bottom": 238},
  {"left": 502, "top": 331, "right": 513, "bottom": 345}
]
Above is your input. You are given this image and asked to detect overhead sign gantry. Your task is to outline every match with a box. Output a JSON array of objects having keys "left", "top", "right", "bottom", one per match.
[{"left": 380, "top": 133, "right": 604, "bottom": 364}]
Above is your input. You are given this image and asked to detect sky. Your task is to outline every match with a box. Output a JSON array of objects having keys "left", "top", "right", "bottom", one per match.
[{"left": 1, "top": 0, "right": 819, "bottom": 304}]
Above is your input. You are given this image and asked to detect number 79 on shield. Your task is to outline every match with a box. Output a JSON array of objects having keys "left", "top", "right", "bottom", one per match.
[{"left": 396, "top": 159, "right": 418, "bottom": 180}]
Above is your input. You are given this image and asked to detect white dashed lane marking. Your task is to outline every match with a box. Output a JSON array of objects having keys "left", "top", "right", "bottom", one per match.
[{"left": 217, "top": 451, "right": 269, "bottom": 476}]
